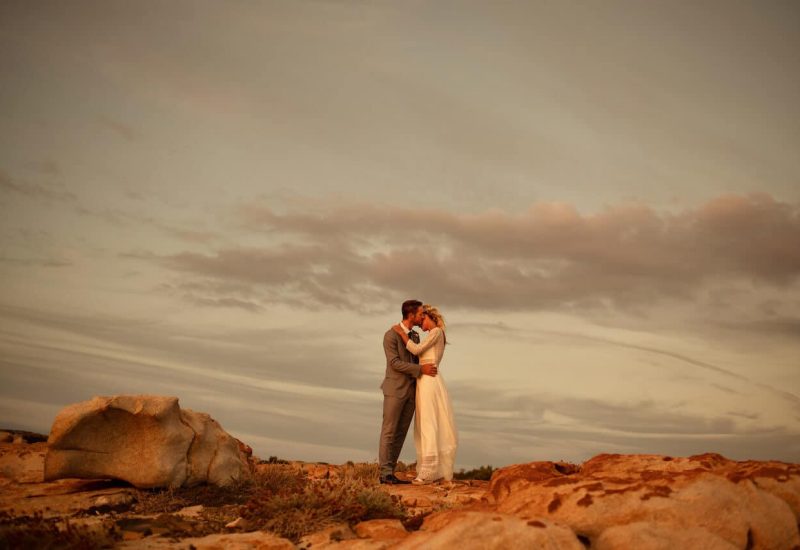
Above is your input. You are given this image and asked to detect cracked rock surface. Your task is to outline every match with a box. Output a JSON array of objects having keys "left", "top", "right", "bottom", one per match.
[{"left": 44, "top": 395, "right": 252, "bottom": 488}]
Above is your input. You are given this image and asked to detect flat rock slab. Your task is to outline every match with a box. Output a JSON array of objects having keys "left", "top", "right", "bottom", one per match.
[
  {"left": 398, "top": 510, "right": 584, "bottom": 549},
  {"left": 381, "top": 480, "right": 489, "bottom": 515},
  {"left": 0, "top": 441, "right": 46, "bottom": 483},
  {"left": 0, "top": 477, "right": 136, "bottom": 518},
  {"left": 116, "top": 530, "right": 296, "bottom": 549}
]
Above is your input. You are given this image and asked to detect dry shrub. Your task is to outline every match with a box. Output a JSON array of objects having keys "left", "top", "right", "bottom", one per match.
[
  {"left": 0, "top": 511, "right": 118, "bottom": 550},
  {"left": 132, "top": 487, "right": 185, "bottom": 515},
  {"left": 454, "top": 465, "right": 494, "bottom": 481},
  {"left": 132, "top": 477, "right": 254, "bottom": 515},
  {"left": 253, "top": 463, "right": 306, "bottom": 493},
  {"left": 240, "top": 470, "right": 405, "bottom": 542},
  {"left": 341, "top": 461, "right": 380, "bottom": 485}
]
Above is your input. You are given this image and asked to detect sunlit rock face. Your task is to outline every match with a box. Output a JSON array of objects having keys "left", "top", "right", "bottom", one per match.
[
  {"left": 489, "top": 453, "right": 800, "bottom": 549},
  {"left": 44, "top": 395, "right": 252, "bottom": 489}
]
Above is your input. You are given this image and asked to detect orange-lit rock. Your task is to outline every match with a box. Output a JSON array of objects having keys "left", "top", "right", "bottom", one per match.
[{"left": 490, "top": 453, "right": 800, "bottom": 549}]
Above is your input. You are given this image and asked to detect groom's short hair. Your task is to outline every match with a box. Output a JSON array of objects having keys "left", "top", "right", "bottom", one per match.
[{"left": 401, "top": 299, "right": 423, "bottom": 320}]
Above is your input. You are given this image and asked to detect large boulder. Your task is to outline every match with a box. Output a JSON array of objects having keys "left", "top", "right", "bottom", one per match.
[
  {"left": 44, "top": 395, "right": 252, "bottom": 488},
  {"left": 489, "top": 453, "right": 800, "bottom": 549}
]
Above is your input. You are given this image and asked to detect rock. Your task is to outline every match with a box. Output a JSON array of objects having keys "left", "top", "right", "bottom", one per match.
[
  {"left": 116, "top": 530, "right": 296, "bottom": 549},
  {"left": 595, "top": 522, "right": 738, "bottom": 550},
  {"left": 180, "top": 406, "right": 252, "bottom": 487},
  {"left": 490, "top": 453, "right": 800, "bottom": 549},
  {"left": 93, "top": 495, "right": 114, "bottom": 507},
  {"left": 175, "top": 504, "right": 204, "bottom": 518},
  {"left": 0, "top": 478, "right": 137, "bottom": 518},
  {"left": 298, "top": 522, "right": 357, "bottom": 549},
  {"left": 0, "top": 431, "right": 12, "bottom": 443},
  {"left": 401, "top": 495, "right": 433, "bottom": 508},
  {"left": 397, "top": 510, "right": 584, "bottom": 549},
  {"left": 0, "top": 440, "right": 46, "bottom": 483},
  {"left": 123, "top": 530, "right": 147, "bottom": 541},
  {"left": 224, "top": 516, "right": 251, "bottom": 530},
  {"left": 328, "top": 541, "right": 396, "bottom": 549},
  {"left": 44, "top": 395, "right": 251, "bottom": 488},
  {"left": 381, "top": 480, "right": 489, "bottom": 516},
  {"left": 353, "top": 519, "right": 408, "bottom": 540}
]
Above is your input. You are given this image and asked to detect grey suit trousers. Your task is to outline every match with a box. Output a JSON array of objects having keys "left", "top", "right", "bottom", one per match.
[
  {"left": 378, "top": 328, "right": 421, "bottom": 477},
  {"left": 379, "top": 393, "right": 416, "bottom": 477}
]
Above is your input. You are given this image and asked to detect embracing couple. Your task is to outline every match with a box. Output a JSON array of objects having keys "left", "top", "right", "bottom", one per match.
[{"left": 378, "top": 299, "right": 458, "bottom": 485}]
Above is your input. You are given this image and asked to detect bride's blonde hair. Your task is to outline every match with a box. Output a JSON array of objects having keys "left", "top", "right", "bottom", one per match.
[{"left": 423, "top": 304, "right": 446, "bottom": 333}]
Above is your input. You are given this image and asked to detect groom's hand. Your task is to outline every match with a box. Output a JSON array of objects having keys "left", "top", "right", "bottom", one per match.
[{"left": 420, "top": 363, "right": 437, "bottom": 376}]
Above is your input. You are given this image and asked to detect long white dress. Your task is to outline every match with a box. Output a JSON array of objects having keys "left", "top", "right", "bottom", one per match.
[{"left": 407, "top": 327, "right": 458, "bottom": 481}]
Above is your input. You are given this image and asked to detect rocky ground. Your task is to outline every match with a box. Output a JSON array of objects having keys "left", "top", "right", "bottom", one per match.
[
  {"left": 0, "top": 429, "right": 490, "bottom": 549},
  {"left": 2, "top": 395, "right": 799, "bottom": 549}
]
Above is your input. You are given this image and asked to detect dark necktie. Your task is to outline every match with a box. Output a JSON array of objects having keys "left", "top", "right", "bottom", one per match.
[{"left": 408, "top": 331, "right": 420, "bottom": 344}]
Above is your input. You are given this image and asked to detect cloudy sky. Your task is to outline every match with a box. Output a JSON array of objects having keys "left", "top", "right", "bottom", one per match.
[{"left": 1, "top": 0, "right": 798, "bottom": 468}]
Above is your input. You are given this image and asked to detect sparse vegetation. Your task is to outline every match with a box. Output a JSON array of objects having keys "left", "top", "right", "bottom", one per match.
[
  {"left": 0, "top": 511, "right": 118, "bottom": 550},
  {"left": 454, "top": 465, "right": 495, "bottom": 481},
  {"left": 341, "top": 460, "right": 380, "bottom": 485},
  {"left": 260, "top": 455, "right": 290, "bottom": 465},
  {"left": 132, "top": 477, "right": 253, "bottom": 515},
  {"left": 240, "top": 463, "right": 405, "bottom": 542},
  {"left": 1, "top": 461, "right": 410, "bottom": 547}
]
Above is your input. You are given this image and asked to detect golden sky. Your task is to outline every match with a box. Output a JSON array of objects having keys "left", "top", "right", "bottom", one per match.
[{"left": 1, "top": 0, "right": 798, "bottom": 466}]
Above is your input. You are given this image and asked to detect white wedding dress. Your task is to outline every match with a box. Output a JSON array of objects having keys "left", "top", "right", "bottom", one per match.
[{"left": 407, "top": 327, "right": 458, "bottom": 482}]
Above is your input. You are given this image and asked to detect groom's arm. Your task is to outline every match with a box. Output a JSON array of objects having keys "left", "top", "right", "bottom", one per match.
[{"left": 384, "top": 331, "right": 422, "bottom": 378}]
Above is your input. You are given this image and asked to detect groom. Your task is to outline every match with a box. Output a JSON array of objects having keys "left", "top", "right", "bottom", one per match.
[{"left": 378, "top": 299, "right": 438, "bottom": 484}]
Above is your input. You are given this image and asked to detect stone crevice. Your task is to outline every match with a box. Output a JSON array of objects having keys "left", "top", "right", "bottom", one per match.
[{"left": 177, "top": 413, "right": 199, "bottom": 484}]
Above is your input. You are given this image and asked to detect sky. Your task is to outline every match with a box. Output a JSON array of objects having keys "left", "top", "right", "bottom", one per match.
[{"left": 1, "top": 0, "right": 798, "bottom": 469}]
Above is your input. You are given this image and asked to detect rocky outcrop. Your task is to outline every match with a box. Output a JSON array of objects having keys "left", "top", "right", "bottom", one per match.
[
  {"left": 0, "top": 433, "right": 47, "bottom": 483},
  {"left": 489, "top": 453, "right": 800, "bottom": 549},
  {"left": 398, "top": 510, "right": 584, "bottom": 549},
  {"left": 4, "top": 403, "right": 799, "bottom": 549},
  {"left": 44, "top": 395, "right": 252, "bottom": 488}
]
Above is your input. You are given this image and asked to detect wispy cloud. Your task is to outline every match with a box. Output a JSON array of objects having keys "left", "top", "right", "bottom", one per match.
[
  {"left": 24, "top": 159, "right": 61, "bottom": 176},
  {"left": 2, "top": 302, "right": 797, "bottom": 465},
  {"left": 451, "top": 382, "right": 800, "bottom": 462},
  {"left": 140, "top": 194, "right": 800, "bottom": 315},
  {"left": 76, "top": 205, "right": 223, "bottom": 245},
  {"left": 0, "top": 169, "right": 77, "bottom": 203},
  {"left": 0, "top": 256, "right": 73, "bottom": 268},
  {"left": 98, "top": 116, "right": 140, "bottom": 142}
]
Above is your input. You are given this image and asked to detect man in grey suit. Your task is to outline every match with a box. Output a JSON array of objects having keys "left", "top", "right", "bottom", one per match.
[{"left": 378, "top": 299, "right": 438, "bottom": 484}]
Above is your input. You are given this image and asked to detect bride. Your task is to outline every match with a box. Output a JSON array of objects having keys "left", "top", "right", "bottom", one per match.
[{"left": 392, "top": 305, "right": 458, "bottom": 484}]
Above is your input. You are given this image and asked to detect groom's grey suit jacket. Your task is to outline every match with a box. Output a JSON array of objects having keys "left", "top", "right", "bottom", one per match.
[{"left": 381, "top": 328, "right": 421, "bottom": 399}]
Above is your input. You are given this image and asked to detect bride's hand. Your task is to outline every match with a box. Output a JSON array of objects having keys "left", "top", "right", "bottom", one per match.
[{"left": 392, "top": 325, "right": 410, "bottom": 343}]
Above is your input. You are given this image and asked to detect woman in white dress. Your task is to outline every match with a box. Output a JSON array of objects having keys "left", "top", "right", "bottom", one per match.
[{"left": 392, "top": 305, "right": 458, "bottom": 484}]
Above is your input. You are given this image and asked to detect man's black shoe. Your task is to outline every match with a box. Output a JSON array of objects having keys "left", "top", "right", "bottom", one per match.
[{"left": 380, "top": 474, "right": 411, "bottom": 485}]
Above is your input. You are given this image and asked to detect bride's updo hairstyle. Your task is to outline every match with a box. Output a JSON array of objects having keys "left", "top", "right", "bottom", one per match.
[{"left": 422, "top": 305, "right": 446, "bottom": 331}]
